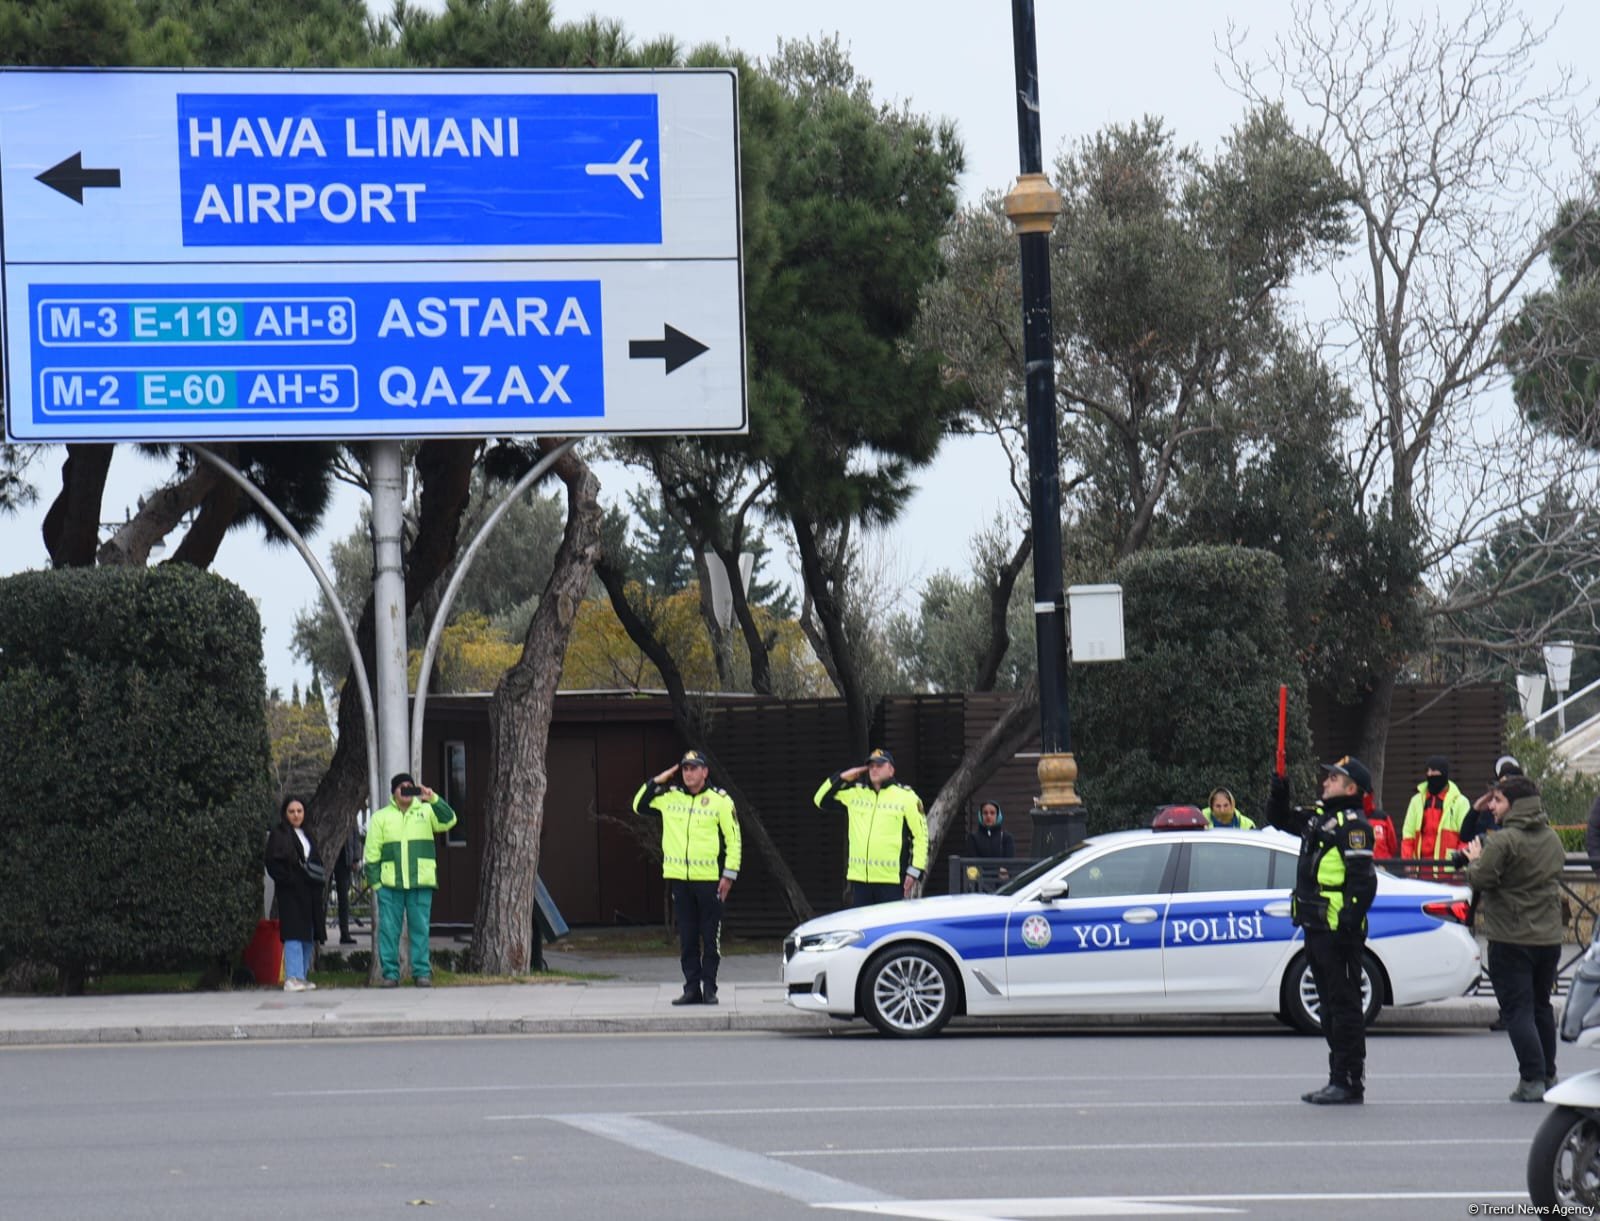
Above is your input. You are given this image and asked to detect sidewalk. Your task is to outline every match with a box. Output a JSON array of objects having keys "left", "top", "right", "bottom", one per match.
[
  {"left": 0, "top": 979, "right": 1504, "bottom": 1047},
  {"left": 0, "top": 922, "right": 1524, "bottom": 1047}
]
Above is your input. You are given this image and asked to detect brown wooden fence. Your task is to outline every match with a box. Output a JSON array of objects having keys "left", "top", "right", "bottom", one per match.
[{"left": 417, "top": 683, "right": 1504, "bottom": 939}]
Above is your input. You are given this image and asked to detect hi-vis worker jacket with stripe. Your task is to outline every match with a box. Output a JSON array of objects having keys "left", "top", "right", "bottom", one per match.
[
  {"left": 813, "top": 775, "right": 929, "bottom": 884},
  {"left": 632, "top": 782, "right": 742, "bottom": 882},
  {"left": 364, "top": 795, "right": 458, "bottom": 890},
  {"left": 1401, "top": 780, "right": 1470, "bottom": 872}
]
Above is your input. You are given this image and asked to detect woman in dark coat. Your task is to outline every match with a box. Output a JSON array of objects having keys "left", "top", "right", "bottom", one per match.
[{"left": 264, "top": 795, "right": 326, "bottom": 991}]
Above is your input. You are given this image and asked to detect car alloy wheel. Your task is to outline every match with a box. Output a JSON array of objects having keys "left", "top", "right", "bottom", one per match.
[
  {"left": 1283, "top": 950, "right": 1380, "bottom": 1035},
  {"left": 863, "top": 945, "right": 956, "bottom": 1037}
]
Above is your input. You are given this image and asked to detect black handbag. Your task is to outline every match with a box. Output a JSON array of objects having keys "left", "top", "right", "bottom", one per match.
[{"left": 303, "top": 859, "right": 328, "bottom": 885}]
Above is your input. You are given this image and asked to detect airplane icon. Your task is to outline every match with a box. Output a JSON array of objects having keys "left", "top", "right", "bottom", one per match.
[{"left": 585, "top": 138, "right": 650, "bottom": 200}]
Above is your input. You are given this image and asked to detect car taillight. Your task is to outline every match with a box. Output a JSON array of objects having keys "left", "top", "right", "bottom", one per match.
[{"left": 1422, "top": 899, "right": 1470, "bottom": 924}]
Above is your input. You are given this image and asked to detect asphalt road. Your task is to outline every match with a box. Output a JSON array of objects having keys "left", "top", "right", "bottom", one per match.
[{"left": 0, "top": 1022, "right": 1566, "bottom": 1219}]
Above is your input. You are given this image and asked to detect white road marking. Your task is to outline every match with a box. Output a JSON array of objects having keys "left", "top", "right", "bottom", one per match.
[
  {"left": 488, "top": 1097, "right": 1518, "bottom": 1120},
  {"left": 819, "top": 1190, "right": 1531, "bottom": 1219},
  {"left": 771, "top": 1136, "right": 1528, "bottom": 1157},
  {"left": 275, "top": 1069, "right": 1519, "bottom": 1098},
  {"left": 828, "top": 1201, "right": 1235, "bottom": 1219},
  {"left": 550, "top": 1112, "right": 891, "bottom": 1207}
]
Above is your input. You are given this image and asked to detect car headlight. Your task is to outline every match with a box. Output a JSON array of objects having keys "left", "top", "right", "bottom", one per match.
[{"left": 797, "top": 930, "right": 864, "bottom": 952}]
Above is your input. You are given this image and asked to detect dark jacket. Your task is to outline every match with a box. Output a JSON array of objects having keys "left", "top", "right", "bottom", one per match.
[
  {"left": 1459, "top": 800, "right": 1498, "bottom": 847},
  {"left": 966, "top": 823, "right": 1015, "bottom": 859},
  {"left": 1586, "top": 792, "right": 1600, "bottom": 880},
  {"left": 1263, "top": 778, "right": 1378, "bottom": 937},
  {"left": 265, "top": 822, "right": 326, "bottom": 945},
  {"left": 1462, "top": 795, "right": 1565, "bottom": 946}
]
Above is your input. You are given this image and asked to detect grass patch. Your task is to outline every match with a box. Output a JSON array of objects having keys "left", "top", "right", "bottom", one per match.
[
  {"left": 2, "top": 965, "right": 603, "bottom": 996},
  {"left": 296, "top": 968, "right": 604, "bottom": 988},
  {"left": 550, "top": 929, "right": 778, "bottom": 956},
  {"left": 85, "top": 972, "right": 211, "bottom": 995}
]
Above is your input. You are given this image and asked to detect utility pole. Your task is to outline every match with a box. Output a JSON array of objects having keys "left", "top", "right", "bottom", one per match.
[{"left": 1003, "top": 0, "right": 1084, "bottom": 853}]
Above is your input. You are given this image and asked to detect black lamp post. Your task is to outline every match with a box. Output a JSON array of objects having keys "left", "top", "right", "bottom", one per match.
[{"left": 1002, "top": 0, "right": 1083, "bottom": 854}]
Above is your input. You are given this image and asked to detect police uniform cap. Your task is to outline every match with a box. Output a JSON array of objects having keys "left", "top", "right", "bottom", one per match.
[{"left": 1322, "top": 755, "right": 1373, "bottom": 793}]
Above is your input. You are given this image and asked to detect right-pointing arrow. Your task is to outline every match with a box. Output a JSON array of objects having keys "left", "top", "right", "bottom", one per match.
[{"left": 629, "top": 325, "right": 709, "bottom": 374}]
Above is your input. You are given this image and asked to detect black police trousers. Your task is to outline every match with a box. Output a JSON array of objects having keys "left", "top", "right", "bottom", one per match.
[
  {"left": 852, "top": 881, "right": 904, "bottom": 907},
  {"left": 671, "top": 879, "right": 723, "bottom": 991},
  {"left": 1305, "top": 927, "right": 1365, "bottom": 1088}
]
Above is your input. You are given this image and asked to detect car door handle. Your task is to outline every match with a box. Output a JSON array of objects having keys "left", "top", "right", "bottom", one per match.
[
  {"left": 1122, "top": 907, "right": 1159, "bottom": 924},
  {"left": 1264, "top": 901, "right": 1291, "bottom": 918}
]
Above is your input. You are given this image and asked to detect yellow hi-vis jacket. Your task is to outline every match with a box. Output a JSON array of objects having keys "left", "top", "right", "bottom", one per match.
[
  {"left": 364, "top": 795, "right": 457, "bottom": 890},
  {"left": 632, "top": 781, "right": 742, "bottom": 881},
  {"left": 814, "top": 774, "right": 928, "bottom": 884}
]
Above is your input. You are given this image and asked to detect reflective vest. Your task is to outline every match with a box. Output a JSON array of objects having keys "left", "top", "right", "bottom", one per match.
[
  {"left": 814, "top": 775, "right": 928, "bottom": 884},
  {"left": 1204, "top": 809, "right": 1257, "bottom": 830},
  {"left": 1402, "top": 781, "right": 1469, "bottom": 877},
  {"left": 1293, "top": 803, "right": 1378, "bottom": 934},
  {"left": 364, "top": 796, "right": 457, "bottom": 890},
  {"left": 633, "top": 781, "right": 741, "bottom": 882}
]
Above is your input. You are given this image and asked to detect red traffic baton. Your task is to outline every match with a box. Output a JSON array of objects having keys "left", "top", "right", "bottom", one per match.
[{"left": 1275, "top": 685, "right": 1288, "bottom": 778}]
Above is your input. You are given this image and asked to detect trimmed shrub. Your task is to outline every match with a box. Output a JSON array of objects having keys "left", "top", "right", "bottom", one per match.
[
  {"left": 1503, "top": 717, "right": 1600, "bottom": 832},
  {"left": 0, "top": 566, "right": 272, "bottom": 989},
  {"left": 1073, "top": 546, "right": 1315, "bottom": 831}
]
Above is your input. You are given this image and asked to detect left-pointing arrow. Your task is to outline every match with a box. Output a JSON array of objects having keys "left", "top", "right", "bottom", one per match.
[{"left": 36, "top": 152, "right": 122, "bottom": 204}]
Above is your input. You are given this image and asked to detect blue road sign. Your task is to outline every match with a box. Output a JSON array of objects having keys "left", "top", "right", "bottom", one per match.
[
  {"left": 29, "top": 280, "right": 604, "bottom": 427},
  {"left": 0, "top": 70, "right": 747, "bottom": 441},
  {"left": 176, "top": 92, "right": 662, "bottom": 247}
]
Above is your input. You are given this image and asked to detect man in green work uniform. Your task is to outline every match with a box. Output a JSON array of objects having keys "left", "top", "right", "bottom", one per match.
[
  {"left": 365, "top": 772, "right": 457, "bottom": 988},
  {"left": 814, "top": 747, "right": 928, "bottom": 905}
]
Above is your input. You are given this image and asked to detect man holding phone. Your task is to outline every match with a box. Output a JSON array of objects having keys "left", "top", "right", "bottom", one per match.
[{"left": 365, "top": 771, "right": 457, "bottom": 987}]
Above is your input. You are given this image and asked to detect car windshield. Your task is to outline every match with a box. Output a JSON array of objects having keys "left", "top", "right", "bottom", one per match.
[{"left": 995, "top": 843, "right": 1090, "bottom": 896}]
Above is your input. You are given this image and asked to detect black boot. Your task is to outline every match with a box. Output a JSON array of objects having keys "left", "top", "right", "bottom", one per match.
[
  {"left": 1301, "top": 1081, "right": 1363, "bottom": 1105},
  {"left": 702, "top": 983, "right": 719, "bottom": 1006},
  {"left": 671, "top": 985, "right": 702, "bottom": 1006}
]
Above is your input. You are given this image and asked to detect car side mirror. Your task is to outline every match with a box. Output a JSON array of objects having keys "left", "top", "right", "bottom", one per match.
[{"left": 1037, "top": 883, "right": 1068, "bottom": 903}]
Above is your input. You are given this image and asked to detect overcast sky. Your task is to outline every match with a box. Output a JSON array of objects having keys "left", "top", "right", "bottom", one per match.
[{"left": 1, "top": 0, "right": 1593, "bottom": 694}]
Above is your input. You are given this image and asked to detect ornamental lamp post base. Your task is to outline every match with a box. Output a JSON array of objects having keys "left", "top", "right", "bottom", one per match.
[{"left": 1029, "top": 750, "right": 1085, "bottom": 859}]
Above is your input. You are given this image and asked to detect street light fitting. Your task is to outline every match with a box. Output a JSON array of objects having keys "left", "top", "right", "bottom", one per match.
[{"left": 1002, "top": 172, "right": 1063, "bottom": 235}]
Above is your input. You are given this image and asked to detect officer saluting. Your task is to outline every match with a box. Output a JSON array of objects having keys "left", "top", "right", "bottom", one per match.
[
  {"left": 814, "top": 747, "right": 928, "bottom": 905},
  {"left": 1262, "top": 755, "right": 1379, "bottom": 1104},
  {"left": 633, "top": 749, "right": 741, "bottom": 1006}
]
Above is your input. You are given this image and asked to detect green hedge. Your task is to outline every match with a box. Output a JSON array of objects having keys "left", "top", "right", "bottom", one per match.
[
  {"left": 1073, "top": 546, "right": 1314, "bottom": 831},
  {"left": 0, "top": 566, "right": 272, "bottom": 988}
]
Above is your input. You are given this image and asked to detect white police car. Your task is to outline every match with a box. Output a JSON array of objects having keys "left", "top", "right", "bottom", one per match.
[{"left": 781, "top": 826, "right": 1480, "bottom": 1037}]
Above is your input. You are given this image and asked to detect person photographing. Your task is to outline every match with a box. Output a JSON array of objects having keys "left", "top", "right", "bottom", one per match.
[
  {"left": 364, "top": 773, "right": 456, "bottom": 988},
  {"left": 1458, "top": 774, "right": 1565, "bottom": 1102}
]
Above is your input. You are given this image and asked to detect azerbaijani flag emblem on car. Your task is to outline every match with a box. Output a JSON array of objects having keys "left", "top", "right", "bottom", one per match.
[{"left": 1021, "top": 914, "right": 1051, "bottom": 949}]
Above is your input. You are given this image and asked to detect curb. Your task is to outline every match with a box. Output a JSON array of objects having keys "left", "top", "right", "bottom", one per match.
[
  {"left": 0, "top": 1011, "right": 839, "bottom": 1045},
  {"left": 0, "top": 998, "right": 1503, "bottom": 1047}
]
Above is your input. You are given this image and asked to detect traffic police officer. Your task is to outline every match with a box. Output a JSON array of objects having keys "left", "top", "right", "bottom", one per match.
[
  {"left": 1263, "top": 755, "right": 1379, "bottom": 1104},
  {"left": 633, "top": 749, "right": 741, "bottom": 1006},
  {"left": 814, "top": 747, "right": 928, "bottom": 905}
]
